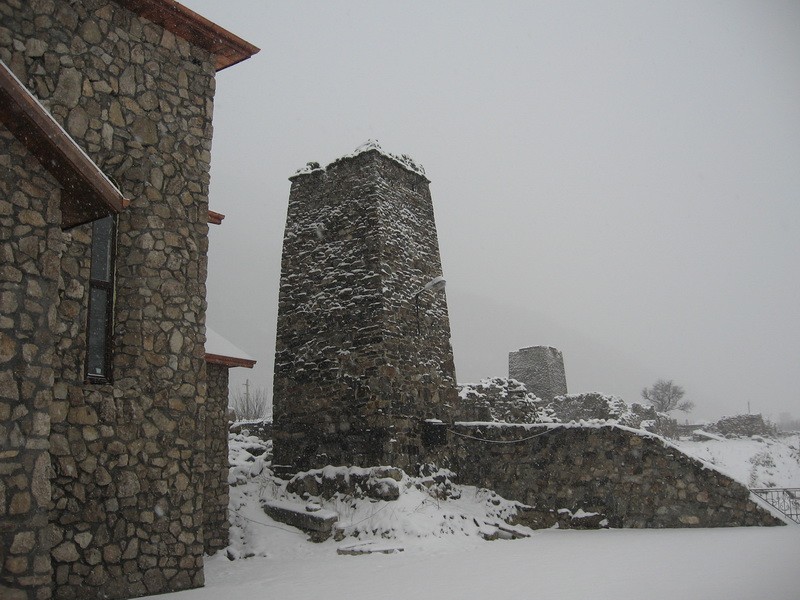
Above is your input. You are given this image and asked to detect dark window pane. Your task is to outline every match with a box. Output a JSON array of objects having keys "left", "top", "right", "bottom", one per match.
[
  {"left": 86, "top": 287, "right": 108, "bottom": 378},
  {"left": 91, "top": 216, "right": 114, "bottom": 282}
]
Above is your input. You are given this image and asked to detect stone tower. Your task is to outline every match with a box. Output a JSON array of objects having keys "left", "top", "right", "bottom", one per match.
[
  {"left": 509, "top": 346, "right": 567, "bottom": 401},
  {"left": 273, "top": 143, "right": 457, "bottom": 472}
]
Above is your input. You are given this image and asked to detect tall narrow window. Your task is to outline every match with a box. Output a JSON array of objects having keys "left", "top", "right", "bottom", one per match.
[{"left": 86, "top": 215, "right": 116, "bottom": 383}]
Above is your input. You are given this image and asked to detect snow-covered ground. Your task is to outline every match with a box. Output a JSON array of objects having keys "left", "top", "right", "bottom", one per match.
[
  {"left": 673, "top": 432, "right": 800, "bottom": 488},
  {"left": 149, "top": 429, "right": 799, "bottom": 600},
  {"left": 159, "top": 526, "right": 799, "bottom": 600}
]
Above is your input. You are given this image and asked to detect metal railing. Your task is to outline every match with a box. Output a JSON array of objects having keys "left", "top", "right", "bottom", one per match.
[{"left": 750, "top": 488, "right": 800, "bottom": 523}]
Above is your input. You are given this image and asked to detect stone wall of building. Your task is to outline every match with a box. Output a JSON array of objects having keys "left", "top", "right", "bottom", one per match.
[
  {"left": 0, "top": 126, "right": 63, "bottom": 600},
  {"left": 429, "top": 423, "right": 783, "bottom": 528},
  {"left": 508, "top": 346, "right": 567, "bottom": 401},
  {"left": 2, "top": 1, "right": 217, "bottom": 598},
  {"left": 273, "top": 147, "right": 457, "bottom": 473},
  {"left": 203, "top": 363, "right": 229, "bottom": 555}
]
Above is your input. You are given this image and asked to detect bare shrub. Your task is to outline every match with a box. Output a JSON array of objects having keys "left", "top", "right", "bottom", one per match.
[{"left": 230, "top": 384, "right": 271, "bottom": 421}]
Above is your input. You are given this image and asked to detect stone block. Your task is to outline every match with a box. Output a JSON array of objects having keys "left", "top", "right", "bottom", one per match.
[{"left": 263, "top": 500, "right": 338, "bottom": 542}]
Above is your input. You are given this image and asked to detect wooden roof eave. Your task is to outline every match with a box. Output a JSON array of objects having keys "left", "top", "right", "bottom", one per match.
[
  {"left": 205, "top": 353, "right": 257, "bottom": 369},
  {"left": 113, "top": 0, "right": 260, "bottom": 71},
  {"left": 0, "top": 62, "right": 129, "bottom": 229},
  {"left": 207, "top": 210, "right": 225, "bottom": 225}
]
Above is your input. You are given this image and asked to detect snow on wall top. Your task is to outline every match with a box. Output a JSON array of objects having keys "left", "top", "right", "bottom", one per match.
[{"left": 291, "top": 140, "right": 428, "bottom": 180}]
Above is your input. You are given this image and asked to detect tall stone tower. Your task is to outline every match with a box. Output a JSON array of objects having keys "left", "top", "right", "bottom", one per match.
[
  {"left": 509, "top": 346, "right": 568, "bottom": 401},
  {"left": 273, "top": 143, "right": 457, "bottom": 472}
]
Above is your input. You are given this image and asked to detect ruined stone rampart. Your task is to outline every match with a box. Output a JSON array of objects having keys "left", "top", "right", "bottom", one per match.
[
  {"left": 430, "top": 423, "right": 782, "bottom": 528},
  {"left": 455, "top": 378, "right": 553, "bottom": 424},
  {"left": 706, "top": 413, "right": 776, "bottom": 438}
]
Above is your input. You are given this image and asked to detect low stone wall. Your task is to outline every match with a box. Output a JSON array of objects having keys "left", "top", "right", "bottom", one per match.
[
  {"left": 430, "top": 423, "right": 783, "bottom": 528},
  {"left": 706, "top": 414, "right": 776, "bottom": 438}
]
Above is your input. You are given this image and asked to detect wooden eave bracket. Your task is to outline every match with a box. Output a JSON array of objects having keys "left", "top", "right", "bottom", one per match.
[
  {"left": 208, "top": 210, "right": 225, "bottom": 225},
  {"left": 205, "top": 353, "right": 257, "bottom": 369},
  {"left": 113, "top": 0, "right": 260, "bottom": 71},
  {"left": 0, "top": 61, "right": 129, "bottom": 229}
]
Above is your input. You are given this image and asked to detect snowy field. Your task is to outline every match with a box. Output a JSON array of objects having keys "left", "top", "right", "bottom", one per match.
[
  {"left": 673, "top": 433, "right": 800, "bottom": 488},
  {"left": 144, "top": 430, "right": 800, "bottom": 600},
  {"left": 159, "top": 525, "right": 799, "bottom": 600}
]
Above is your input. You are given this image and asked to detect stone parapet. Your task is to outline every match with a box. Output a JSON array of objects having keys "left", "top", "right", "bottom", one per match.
[{"left": 429, "top": 423, "right": 783, "bottom": 528}]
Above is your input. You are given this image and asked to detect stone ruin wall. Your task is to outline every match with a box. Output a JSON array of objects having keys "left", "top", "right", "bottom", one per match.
[
  {"left": 1, "top": 1, "right": 224, "bottom": 598},
  {"left": 427, "top": 424, "right": 782, "bottom": 528},
  {"left": 273, "top": 150, "right": 457, "bottom": 473},
  {"left": 508, "top": 346, "right": 567, "bottom": 401}
]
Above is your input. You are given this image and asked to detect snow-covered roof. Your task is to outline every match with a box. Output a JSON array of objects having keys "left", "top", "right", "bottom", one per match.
[{"left": 205, "top": 326, "right": 256, "bottom": 368}]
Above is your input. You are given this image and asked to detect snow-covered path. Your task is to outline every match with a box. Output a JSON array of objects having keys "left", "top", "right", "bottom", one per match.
[{"left": 156, "top": 525, "right": 799, "bottom": 600}]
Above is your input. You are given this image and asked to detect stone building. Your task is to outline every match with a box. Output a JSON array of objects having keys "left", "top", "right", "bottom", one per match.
[
  {"left": 508, "top": 345, "right": 568, "bottom": 401},
  {"left": 0, "top": 1, "right": 258, "bottom": 599},
  {"left": 273, "top": 143, "right": 458, "bottom": 473}
]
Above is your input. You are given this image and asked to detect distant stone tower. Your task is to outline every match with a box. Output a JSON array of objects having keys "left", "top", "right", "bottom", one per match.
[
  {"left": 509, "top": 346, "right": 567, "bottom": 401},
  {"left": 273, "top": 143, "right": 457, "bottom": 472}
]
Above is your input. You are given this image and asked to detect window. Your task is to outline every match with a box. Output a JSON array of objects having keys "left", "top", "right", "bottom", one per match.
[{"left": 85, "top": 215, "right": 116, "bottom": 383}]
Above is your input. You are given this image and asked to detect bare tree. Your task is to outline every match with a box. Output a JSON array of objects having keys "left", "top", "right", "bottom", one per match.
[
  {"left": 230, "top": 381, "right": 271, "bottom": 421},
  {"left": 641, "top": 379, "right": 694, "bottom": 414}
]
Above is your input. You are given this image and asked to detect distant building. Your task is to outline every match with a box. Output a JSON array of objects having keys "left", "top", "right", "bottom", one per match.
[{"left": 508, "top": 346, "right": 568, "bottom": 401}]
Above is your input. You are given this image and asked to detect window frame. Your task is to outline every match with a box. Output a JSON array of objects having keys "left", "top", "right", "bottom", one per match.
[{"left": 85, "top": 215, "right": 117, "bottom": 384}]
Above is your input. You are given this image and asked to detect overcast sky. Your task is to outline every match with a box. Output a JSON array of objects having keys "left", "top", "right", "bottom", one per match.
[{"left": 182, "top": 0, "right": 800, "bottom": 422}]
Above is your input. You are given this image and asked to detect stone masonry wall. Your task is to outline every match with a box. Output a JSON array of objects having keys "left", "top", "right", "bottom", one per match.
[
  {"left": 430, "top": 423, "right": 782, "bottom": 528},
  {"left": 273, "top": 148, "right": 457, "bottom": 473},
  {"left": 203, "top": 363, "right": 229, "bottom": 555},
  {"left": 2, "top": 1, "right": 218, "bottom": 598},
  {"left": 1, "top": 126, "right": 63, "bottom": 600},
  {"left": 508, "top": 346, "right": 567, "bottom": 402}
]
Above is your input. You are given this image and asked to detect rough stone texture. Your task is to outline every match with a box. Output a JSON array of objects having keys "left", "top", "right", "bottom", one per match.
[
  {"left": 204, "top": 364, "right": 230, "bottom": 555},
  {"left": 454, "top": 378, "right": 554, "bottom": 424},
  {"left": 508, "top": 346, "right": 567, "bottom": 402},
  {"left": 1, "top": 0, "right": 228, "bottom": 597},
  {"left": 429, "top": 424, "right": 783, "bottom": 528},
  {"left": 0, "top": 126, "right": 62, "bottom": 600},
  {"left": 273, "top": 148, "right": 457, "bottom": 473},
  {"left": 286, "top": 465, "right": 404, "bottom": 501}
]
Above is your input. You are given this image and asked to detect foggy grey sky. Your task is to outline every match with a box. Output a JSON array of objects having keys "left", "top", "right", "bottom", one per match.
[{"left": 183, "top": 0, "right": 800, "bottom": 422}]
